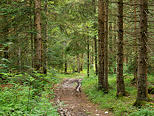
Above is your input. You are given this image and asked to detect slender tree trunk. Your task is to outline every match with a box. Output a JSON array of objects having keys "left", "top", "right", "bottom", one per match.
[
  {"left": 94, "top": 36, "right": 98, "bottom": 75},
  {"left": 80, "top": 53, "right": 83, "bottom": 71},
  {"left": 116, "top": 0, "right": 126, "bottom": 96},
  {"left": 98, "top": 0, "right": 105, "bottom": 90},
  {"left": 113, "top": 21, "right": 117, "bottom": 74},
  {"left": 43, "top": 0, "right": 48, "bottom": 74},
  {"left": 109, "top": 22, "right": 113, "bottom": 74},
  {"left": 134, "top": 0, "right": 138, "bottom": 82},
  {"left": 91, "top": 40, "right": 94, "bottom": 68},
  {"left": 30, "top": 0, "right": 34, "bottom": 68},
  {"left": 136, "top": 0, "right": 148, "bottom": 104},
  {"left": 3, "top": 17, "right": 9, "bottom": 60},
  {"left": 93, "top": 0, "right": 98, "bottom": 75},
  {"left": 65, "top": 55, "right": 67, "bottom": 73},
  {"left": 87, "top": 37, "right": 90, "bottom": 78},
  {"left": 3, "top": 0, "right": 9, "bottom": 63},
  {"left": 34, "top": 0, "right": 43, "bottom": 71},
  {"left": 104, "top": 0, "right": 109, "bottom": 93},
  {"left": 77, "top": 54, "right": 80, "bottom": 73},
  {"left": 65, "top": 61, "right": 67, "bottom": 73},
  {"left": 72, "top": 56, "right": 75, "bottom": 73}
]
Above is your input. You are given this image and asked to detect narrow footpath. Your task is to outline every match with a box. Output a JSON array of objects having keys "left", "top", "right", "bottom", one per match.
[{"left": 53, "top": 78, "right": 112, "bottom": 116}]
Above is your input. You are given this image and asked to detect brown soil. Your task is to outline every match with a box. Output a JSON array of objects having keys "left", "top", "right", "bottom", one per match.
[{"left": 53, "top": 78, "right": 112, "bottom": 116}]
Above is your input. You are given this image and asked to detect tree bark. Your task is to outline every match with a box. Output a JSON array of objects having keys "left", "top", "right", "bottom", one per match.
[
  {"left": 109, "top": 23, "right": 113, "bottom": 74},
  {"left": 94, "top": 36, "right": 98, "bottom": 75},
  {"left": 116, "top": 0, "right": 126, "bottom": 96},
  {"left": 92, "top": 0, "right": 98, "bottom": 75},
  {"left": 104, "top": 0, "right": 109, "bottom": 93},
  {"left": 43, "top": 0, "right": 48, "bottom": 74},
  {"left": 34, "top": 0, "right": 43, "bottom": 71},
  {"left": 113, "top": 21, "right": 117, "bottom": 74},
  {"left": 80, "top": 53, "right": 83, "bottom": 71},
  {"left": 136, "top": 0, "right": 148, "bottom": 103},
  {"left": 77, "top": 54, "right": 80, "bottom": 73},
  {"left": 30, "top": 0, "right": 34, "bottom": 68},
  {"left": 98, "top": 0, "right": 105, "bottom": 90},
  {"left": 91, "top": 40, "right": 94, "bottom": 68},
  {"left": 65, "top": 55, "right": 67, "bottom": 73},
  {"left": 134, "top": 0, "right": 138, "bottom": 83},
  {"left": 87, "top": 37, "right": 90, "bottom": 78}
]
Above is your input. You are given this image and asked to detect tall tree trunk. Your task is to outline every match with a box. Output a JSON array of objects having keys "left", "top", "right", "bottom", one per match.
[
  {"left": 134, "top": 0, "right": 138, "bottom": 82},
  {"left": 87, "top": 37, "right": 90, "bottom": 78},
  {"left": 104, "top": 0, "right": 109, "bottom": 93},
  {"left": 113, "top": 21, "right": 117, "bottom": 74},
  {"left": 43, "top": 0, "right": 48, "bottom": 74},
  {"left": 72, "top": 56, "right": 75, "bottom": 73},
  {"left": 136, "top": 0, "right": 148, "bottom": 104},
  {"left": 91, "top": 40, "right": 94, "bottom": 68},
  {"left": 77, "top": 54, "right": 80, "bottom": 73},
  {"left": 92, "top": 0, "right": 98, "bottom": 75},
  {"left": 80, "top": 53, "right": 83, "bottom": 71},
  {"left": 30, "top": 0, "right": 34, "bottom": 68},
  {"left": 34, "top": 0, "right": 43, "bottom": 71},
  {"left": 3, "top": 15, "right": 9, "bottom": 61},
  {"left": 65, "top": 55, "right": 67, "bottom": 73},
  {"left": 98, "top": 0, "right": 105, "bottom": 90},
  {"left": 94, "top": 36, "right": 98, "bottom": 75},
  {"left": 109, "top": 22, "right": 113, "bottom": 74},
  {"left": 116, "top": 0, "right": 126, "bottom": 96},
  {"left": 2, "top": 0, "right": 9, "bottom": 64}
]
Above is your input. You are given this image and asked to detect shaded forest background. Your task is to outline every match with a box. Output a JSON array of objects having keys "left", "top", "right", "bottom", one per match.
[{"left": 0, "top": 0, "right": 154, "bottom": 75}]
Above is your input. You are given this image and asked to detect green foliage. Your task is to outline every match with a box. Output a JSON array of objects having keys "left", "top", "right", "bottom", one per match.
[
  {"left": 124, "top": 61, "right": 135, "bottom": 74},
  {"left": 0, "top": 85, "right": 59, "bottom": 116},
  {"left": 0, "top": 71, "right": 60, "bottom": 116},
  {"left": 82, "top": 74, "right": 154, "bottom": 116},
  {"left": 130, "top": 109, "right": 154, "bottom": 116}
]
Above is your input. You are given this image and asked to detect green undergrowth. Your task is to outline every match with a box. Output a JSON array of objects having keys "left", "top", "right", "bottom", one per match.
[
  {"left": 82, "top": 74, "right": 154, "bottom": 116},
  {"left": 0, "top": 71, "right": 60, "bottom": 116}
]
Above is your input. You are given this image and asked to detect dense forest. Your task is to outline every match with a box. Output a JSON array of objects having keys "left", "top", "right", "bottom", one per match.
[{"left": 0, "top": 0, "right": 154, "bottom": 115}]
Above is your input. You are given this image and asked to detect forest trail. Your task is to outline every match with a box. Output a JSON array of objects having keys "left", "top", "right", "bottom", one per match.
[{"left": 53, "top": 77, "right": 112, "bottom": 116}]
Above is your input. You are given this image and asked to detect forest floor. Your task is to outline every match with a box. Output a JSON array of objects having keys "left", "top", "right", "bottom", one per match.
[{"left": 53, "top": 77, "right": 113, "bottom": 116}]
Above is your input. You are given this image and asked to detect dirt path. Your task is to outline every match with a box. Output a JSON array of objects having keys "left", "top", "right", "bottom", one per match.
[{"left": 53, "top": 78, "right": 112, "bottom": 116}]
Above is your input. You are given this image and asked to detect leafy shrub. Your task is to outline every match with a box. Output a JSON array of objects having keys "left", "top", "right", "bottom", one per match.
[
  {"left": 0, "top": 83, "right": 59, "bottom": 116},
  {"left": 0, "top": 71, "right": 60, "bottom": 116}
]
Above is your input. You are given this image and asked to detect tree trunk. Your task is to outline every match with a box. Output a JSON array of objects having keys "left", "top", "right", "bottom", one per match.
[
  {"left": 104, "top": 0, "right": 109, "bottom": 93},
  {"left": 80, "top": 53, "right": 83, "bottom": 71},
  {"left": 91, "top": 40, "right": 94, "bottom": 69},
  {"left": 30, "top": 0, "right": 34, "bottom": 68},
  {"left": 43, "top": 0, "right": 48, "bottom": 74},
  {"left": 72, "top": 56, "right": 75, "bottom": 73},
  {"left": 136, "top": 0, "right": 148, "bottom": 103},
  {"left": 109, "top": 22, "right": 113, "bottom": 74},
  {"left": 77, "top": 54, "right": 80, "bottom": 73},
  {"left": 34, "top": 0, "right": 43, "bottom": 71},
  {"left": 87, "top": 37, "right": 90, "bottom": 78},
  {"left": 113, "top": 21, "right": 117, "bottom": 74},
  {"left": 116, "top": 0, "right": 126, "bottom": 96},
  {"left": 134, "top": 0, "right": 138, "bottom": 83},
  {"left": 65, "top": 55, "right": 67, "bottom": 73},
  {"left": 98, "top": 0, "right": 105, "bottom": 90},
  {"left": 92, "top": 0, "right": 98, "bottom": 75},
  {"left": 3, "top": 16, "right": 9, "bottom": 61},
  {"left": 94, "top": 36, "right": 98, "bottom": 75}
]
